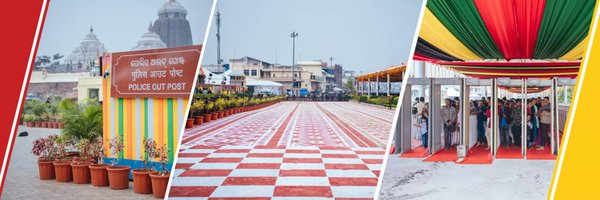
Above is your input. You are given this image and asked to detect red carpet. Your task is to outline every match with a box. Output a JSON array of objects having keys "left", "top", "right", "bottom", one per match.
[
  {"left": 399, "top": 146, "right": 428, "bottom": 158},
  {"left": 457, "top": 146, "right": 493, "bottom": 164},
  {"left": 423, "top": 147, "right": 457, "bottom": 162},
  {"left": 527, "top": 145, "right": 556, "bottom": 160},
  {"left": 496, "top": 146, "right": 524, "bottom": 159}
]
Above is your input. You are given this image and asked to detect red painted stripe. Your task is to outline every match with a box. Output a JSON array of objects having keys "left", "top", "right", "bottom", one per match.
[
  {"left": 246, "top": 153, "right": 284, "bottom": 158},
  {"left": 175, "top": 163, "right": 194, "bottom": 169},
  {"left": 189, "top": 145, "right": 221, "bottom": 149},
  {"left": 372, "top": 170, "right": 381, "bottom": 177},
  {"left": 332, "top": 102, "right": 392, "bottom": 123},
  {"left": 282, "top": 158, "right": 323, "bottom": 163},
  {"left": 274, "top": 186, "right": 333, "bottom": 197},
  {"left": 200, "top": 158, "right": 244, "bottom": 163},
  {"left": 237, "top": 163, "right": 281, "bottom": 169},
  {"left": 322, "top": 154, "right": 359, "bottom": 158},
  {"left": 182, "top": 112, "right": 258, "bottom": 144},
  {"left": 355, "top": 151, "right": 385, "bottom": 155},
  {"left": 328, "top": 177, "right": 379, "bottom": 186},
  {"left": 178, "top": 153, "right": 210, "bottom": 158},
  {"left": 362, "top": 159, "right": 383, "bottom": 164},
  {"left": 324, "top": 164, "right": 370, "bottom": 170},
  {"left": 180, "top": 169, "right": 233, "bottom": 177},
  {"left": 215, "top": 149, "right": 251, "bottom": 153},
  {"left": 319, "top": 146, "right": 351, "bottom": 150},
  {"left": 169, "top": 186, "right": 217, "bottom": 197},
  {"left": 265, "top": 103, "right": 300, "bottom": 147},
  {"left": 316, "top": 104, "right": 378, "bottom": 147},
  {"left": 285, "top": 149, "right": 320, "bottom": 154},
  {"left": 209, "top": 198, "right": 271, "bottom": 200},
  {"left": 279, "top": 170, "right": 327, "bottom": 177},
  {"left": 222, "top": 177, "right": 277, "bottom": 185}
]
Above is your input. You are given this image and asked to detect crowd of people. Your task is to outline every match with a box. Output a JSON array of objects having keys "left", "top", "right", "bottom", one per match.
[{"left": 412, "top": 95, "right": 553, "bottom": 151}]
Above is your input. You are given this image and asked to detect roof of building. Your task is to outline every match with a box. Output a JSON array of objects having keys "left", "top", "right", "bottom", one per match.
[
  {"left": 158, "top": 0, "right": 187, "bottom": 15},
  {"left": 246, "top": 78, "right": 283, "bottom": 87}
]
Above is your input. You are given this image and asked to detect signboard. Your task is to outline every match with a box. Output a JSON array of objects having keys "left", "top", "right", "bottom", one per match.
[{"left": 110, "top": 45, "right": 202, "bottom": 98}]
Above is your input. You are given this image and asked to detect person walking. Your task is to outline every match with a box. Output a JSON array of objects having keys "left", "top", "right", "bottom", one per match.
[
  {"left": 511, "top": 100, "right": 523, "bottom": 147},
  {"left": 499, "top": 100, "right": 510, "bottom": 148},
  {"left": 414, "top": 116, "right": 428, "bottom": 148},
  {"left": 441, "top": 98, "right": 457, "bottom": 150},
  {"left": 537, "top": 97, "right": 552, "bottom": 150},
  {"left": 475, "top": 101, "right": 488, "bottom": 146}
]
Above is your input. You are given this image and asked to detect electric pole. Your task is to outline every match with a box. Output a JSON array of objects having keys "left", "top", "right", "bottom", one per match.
[
  {"left": 291, "top": 31, "right": 298, "bottom": 97},
  {"left": 216, "top": 10, "right": 222, "bottom": 67}
]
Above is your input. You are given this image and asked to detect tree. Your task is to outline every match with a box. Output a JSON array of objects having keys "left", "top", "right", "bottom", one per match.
[{"left": 345, "top": 79, "right": 355, "bottom": 94}]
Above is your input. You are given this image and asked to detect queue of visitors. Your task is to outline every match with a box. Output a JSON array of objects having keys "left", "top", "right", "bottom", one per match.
[
  {"left": 413, "top": 95, "right": 553, "bottom": 151},
  {"left": 470, "top": 96, "right": 552, "bottom": 151}
]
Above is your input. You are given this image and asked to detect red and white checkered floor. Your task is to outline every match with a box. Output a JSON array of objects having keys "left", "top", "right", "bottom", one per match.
[{"left": 169, "top": 101, "right": 394, "bottom": 199}]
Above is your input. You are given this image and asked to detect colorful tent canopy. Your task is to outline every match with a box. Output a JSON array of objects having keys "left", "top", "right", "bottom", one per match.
[
  {"left": 415, "top": 0, "right": 596, "bottom": 78},
  {"left": 356, "top": 65, "right": 406, "bottom": 82}
]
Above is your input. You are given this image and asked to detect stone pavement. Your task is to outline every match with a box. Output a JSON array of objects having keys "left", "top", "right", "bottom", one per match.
[
  {"left": 169, "top": 101, "right": 395, "bottom": 199},
  {"left": 1, "top": 126, "right": 154, "bottom": 200},
  {"left": 379, "top": 156, "right": 554, "bottom": 200}
]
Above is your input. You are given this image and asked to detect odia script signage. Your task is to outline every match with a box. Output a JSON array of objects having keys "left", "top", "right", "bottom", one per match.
[{"left": 110, "top": 45, "right": 202, "bottom": 98}]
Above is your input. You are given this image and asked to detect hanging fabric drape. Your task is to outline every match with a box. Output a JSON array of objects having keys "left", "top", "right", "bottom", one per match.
[
  {"left": 473, "top": 0, "right": 546, "bottom": 60},
  {"left": 415, "top": 38, "right": 462, "bottom": 61},
  {"left": 533, "top": 0, "right": 596, "bottom": 59},
  {"left": 560, "top": 35, "right": 590, "bottom": 60},
  {"left": 420, "top": 8, "right": 482, "bottom": 61},
  {"left": 427, "top": 0, "right": 503, "bottom": 59},
  {"left": 415, "top": 0, "right": 596, "bottom": 78}
]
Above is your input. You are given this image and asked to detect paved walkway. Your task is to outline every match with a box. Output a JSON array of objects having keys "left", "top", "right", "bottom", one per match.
[
  {"left": 379, "top": 156, "right": 554, "bottom": 200},
  {"left": 1, "top": 126, "right": 154, "bottom": 200},
  {"left": 169, "top": 101, "right": 394, "bottom": 199}
]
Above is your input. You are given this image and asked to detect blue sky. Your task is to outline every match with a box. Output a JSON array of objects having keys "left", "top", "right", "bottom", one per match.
[
  {"left": 202, "top": 0, "right": 424, "bottom": 74},
  {"left": 37, "top": 0, "right": 213, "bottom": 58}
]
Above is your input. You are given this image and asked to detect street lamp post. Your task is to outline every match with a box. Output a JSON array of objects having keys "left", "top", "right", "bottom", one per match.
[{"left": 290, "top": 31, "right": 299, "bottom": 97}]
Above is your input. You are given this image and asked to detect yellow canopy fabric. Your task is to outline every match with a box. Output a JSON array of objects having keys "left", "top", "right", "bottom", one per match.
[
  {"left": 560, "top": 35, "right": 589, "bottom": 60},
  {"left": 420, "top": 8, "right": 482, "bottom": 61}
]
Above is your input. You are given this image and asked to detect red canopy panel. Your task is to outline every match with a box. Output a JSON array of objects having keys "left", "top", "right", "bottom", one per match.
[
  {"left": 436, "top": 61, "right": 580, "bottom": 67},
  {"left": 474, "top": 0, "right": 546, "bottom": 60}
]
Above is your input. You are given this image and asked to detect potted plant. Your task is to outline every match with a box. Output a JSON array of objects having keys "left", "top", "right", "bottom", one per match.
[
  {"left": 89, "top": 137, "right": 109, "bottom": 187},
  {"left": 132, "top": 139, "right": 156, "bottom": 194},
  {"left": 106, "top": 136, "right": 130, "bottom": 190},
  {"left": 149, "top": 143, "right": 170, "bottom": 198},
  {"left": 41, "top": 113, "right": 49, "bottom": 128},
  {"left": 215, "top": 98, "right": 226, "bottom": 118},
  {"left": 23, "top": 114, "right": 35, "bottom": 127},
  {"left": 52, "top": 136, "right": 72, "bottom": 182},
  {"left": 207, "top": 102, "right": 217, "bottom": 121},
  {"left": 32, "top": 135, "right": 58, "bottom": 180},
  {"left": 71, "top": 139, "right": 92, "bottom": 184},
  {"left": 191, "top": 100, "right": 205, "bottom": 126}
]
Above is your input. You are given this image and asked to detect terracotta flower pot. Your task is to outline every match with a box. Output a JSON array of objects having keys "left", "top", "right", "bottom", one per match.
[
  {"left": 52, "top": 122, "right": 59, "bottom": 128},
  {"left": 58, "top": 122, "right": 64, "bottom": 129},
  {"left": 218, "top": 111, "right": 224, "bottom": 118},
  {"left": 89, "top": 164, "right": 110, "bottom": 187},
  {"left": 106, "top": 166, "right": 131, "bottom": 190},
  {"left": 223, "top": 110, "right": 229, "bottom": 117},
  {"left": 53, "top": 160, "right": 73, "bottom": 182},
  {"left": 27, "top": 122, "right": 34, "bottom": 127},
  {"left": 185, "top": 118, "right": 194, "bottom": 128},
  {"left": 204, "top": 114, "right": 212, "bottom": 122},
  {"left": 211, "top": 113, "right": 218, "bottom": 120},
  {"left": 149, "top": 172, "right": 170, "bottom": 198},
  {"left": 132, "top": 169, "right": 154, "bottom": 194},
  {"left": 35, "top": 121, "right": 41, "bottom": 127},
  {"left": 194, "top": 116, "right": 204, "bottom": 125},
  {"left": 71, "top": 162, "right": 91, "bottom": 184},
  {"left": 41, "top": 122, "right": 48, "bottom": 128},
  {"left": 37, "top": 160, "right": 55, "bottom": 180}
]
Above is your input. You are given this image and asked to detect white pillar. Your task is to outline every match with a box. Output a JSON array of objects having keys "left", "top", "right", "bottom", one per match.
[
  {"left": 376, "top": 76, "right": 380, "bottom": 96},
  {"left": 387, "top": 74, "right": 391, "bottom": 96},
  {"left": 368, "top": 78, "right": 371, "bottom": 97}
]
